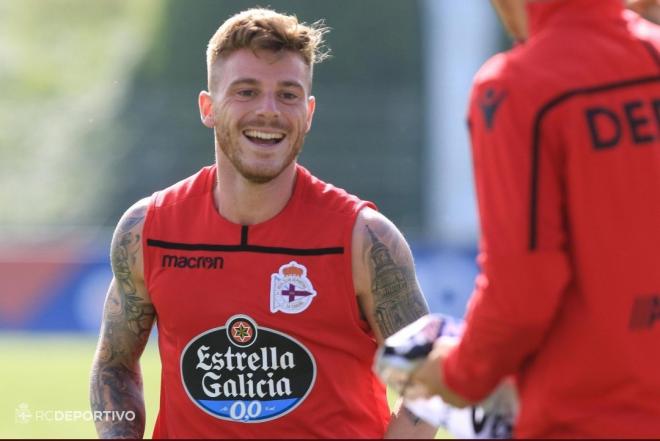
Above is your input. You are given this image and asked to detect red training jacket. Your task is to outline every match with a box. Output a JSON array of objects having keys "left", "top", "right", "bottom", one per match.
[{"left": 443, "top": 0, "right": 660, "bottom": 437}]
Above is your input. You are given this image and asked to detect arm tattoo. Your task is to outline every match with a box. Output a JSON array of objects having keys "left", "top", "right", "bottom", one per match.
[
  {"left": 91, "top": 204, "right": 154, "bottom": 438},
  {"left": 366, "top": 225, "right": 428, "bottom": 338},
  {"left": 111, "top": 217, "right": 154, "bottom": 342}
]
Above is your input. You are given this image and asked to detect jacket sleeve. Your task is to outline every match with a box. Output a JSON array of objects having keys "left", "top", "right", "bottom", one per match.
[{"left": 442, "top": 61, "right": 573, "bottom": 402}]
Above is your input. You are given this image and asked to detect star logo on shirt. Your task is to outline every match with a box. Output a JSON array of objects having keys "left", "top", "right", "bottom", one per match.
[
  {"left": 479, "top": 87, "right": 507, "bottom": 130},
  {"left": 231, "top": 321, "right": 253, "bottom": 344}
]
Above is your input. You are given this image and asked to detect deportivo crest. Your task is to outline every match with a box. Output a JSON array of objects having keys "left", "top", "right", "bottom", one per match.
[
  {"left": 180, "top": 315, "right": 316, "bottom": 423},
  {"left": 270, "top": 261, "right": 317, "bottom": 314}
]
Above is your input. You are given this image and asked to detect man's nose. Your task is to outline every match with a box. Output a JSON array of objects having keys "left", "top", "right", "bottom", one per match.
[{"left": 256, "top": 93, "right": 280, "bottom": 119}]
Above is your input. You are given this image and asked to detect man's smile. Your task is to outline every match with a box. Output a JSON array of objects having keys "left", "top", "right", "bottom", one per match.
[{"left": 243, "top": 129, "right": 286, "bottom": 146}]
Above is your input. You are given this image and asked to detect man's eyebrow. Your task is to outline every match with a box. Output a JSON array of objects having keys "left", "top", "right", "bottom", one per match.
[
  {"left": 227, "top": 79, "right": 304, "bottom": 90},
  {"left": 279, "top": 80, "right": 304, "bottom": 90},
  {"left": 228, "top": 78, "right": 259, "bottom": 88}
]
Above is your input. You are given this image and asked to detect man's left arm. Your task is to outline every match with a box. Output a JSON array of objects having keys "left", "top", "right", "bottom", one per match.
[
  {"left": 352, "top": 207, "right": 437, "bottom": 438},
  {"left": 409, "top": 71, "right": 573, "bottom": 407}
]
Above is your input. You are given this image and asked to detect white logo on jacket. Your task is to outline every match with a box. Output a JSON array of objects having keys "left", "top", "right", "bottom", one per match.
[{"left": 270, "top": 261, "right": 317, "bottom": 314}]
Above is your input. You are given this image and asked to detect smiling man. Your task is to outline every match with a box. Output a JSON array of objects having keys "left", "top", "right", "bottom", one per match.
[{"left": 89, "top": 8, "right": 435, "bottom": 439}]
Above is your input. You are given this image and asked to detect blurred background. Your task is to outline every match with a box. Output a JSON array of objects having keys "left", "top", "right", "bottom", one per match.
[{"left": 0, "top": 0, "right": 508, "bottom": 437}]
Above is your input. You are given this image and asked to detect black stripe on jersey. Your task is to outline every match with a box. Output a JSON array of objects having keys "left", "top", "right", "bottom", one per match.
[
  {"left": 529, "top": 74, "right": 660, "bottom": 250},
  {"left": 146, "top": 238, "right": 344, "bottom": 256},
  {"left": 240, "top": 225, "right": 249, "bottom": 246}
]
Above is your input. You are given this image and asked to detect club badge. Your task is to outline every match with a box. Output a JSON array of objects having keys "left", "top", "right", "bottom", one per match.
[{"left": 270, "top": 261, "right": 317, "bottom": 314}]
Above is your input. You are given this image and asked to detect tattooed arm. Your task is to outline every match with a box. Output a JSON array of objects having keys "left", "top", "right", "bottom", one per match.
[
  {"left": 352, "top": 207, "right": 436, "bottom": 438},
  {"left": 352, "top": 207, "right": 428, "bottom": 342},
  {"left": 90, "top": 198, "right": 155, "bottom": 439}
]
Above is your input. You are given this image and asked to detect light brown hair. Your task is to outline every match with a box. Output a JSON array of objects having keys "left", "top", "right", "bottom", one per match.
[{"left": 206, "top": 8, "right": 330, "bottom": 88}]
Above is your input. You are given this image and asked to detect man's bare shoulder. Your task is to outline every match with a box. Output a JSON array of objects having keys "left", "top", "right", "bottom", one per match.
[
  {"left": 110, "top": 197, "right": 151, "bottom": 285},
  {"left": 115, "top": 198, "right": 150, "bottom": 236}
]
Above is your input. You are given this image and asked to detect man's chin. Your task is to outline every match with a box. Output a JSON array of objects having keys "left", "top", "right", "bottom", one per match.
[
  {"left": 643, "top": 5, "right": 660, "bottom": 23},
  {"left": 241, "top": 171, "right": 278, "bottom": 184},
  {"left": 218, "top": 139, "right": 302, "bottom": 185},
  {"left": 238, "top": 163, "right": 290, "bottom": 184}
]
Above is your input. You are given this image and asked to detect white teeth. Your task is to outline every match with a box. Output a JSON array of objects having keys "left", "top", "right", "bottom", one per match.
[{"left": 244, "top": 130, "right": 285, "bottom": 141}]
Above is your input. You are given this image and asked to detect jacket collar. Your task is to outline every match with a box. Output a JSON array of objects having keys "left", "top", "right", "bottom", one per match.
[{"left": 527, "top": 0, "right": 624, "bottom": 37}]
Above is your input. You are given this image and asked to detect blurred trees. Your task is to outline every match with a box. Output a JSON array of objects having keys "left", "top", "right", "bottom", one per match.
[{"left": 0, "top": 0, "right": 161, "bottom": 228}]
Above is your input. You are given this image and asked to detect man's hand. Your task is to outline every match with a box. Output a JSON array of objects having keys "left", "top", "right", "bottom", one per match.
[{"left": 407, "top": 337, "right": 471, "bottom": 408}]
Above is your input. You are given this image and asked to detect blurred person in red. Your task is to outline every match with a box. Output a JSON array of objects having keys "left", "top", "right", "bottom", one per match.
[
  {"left": 89, "top": 7, "right": 436, "bottom": 439},
  {"left": 409, "top": 0, "right": 660, "bottom": 437}
]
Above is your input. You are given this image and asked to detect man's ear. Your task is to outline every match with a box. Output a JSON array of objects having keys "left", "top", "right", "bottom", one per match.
[
  {"left": 305, "top": 95, "right": 316, "bottom": 133},
  {"left": 199, "top": 91, "right": 215, "bottom": 128}
]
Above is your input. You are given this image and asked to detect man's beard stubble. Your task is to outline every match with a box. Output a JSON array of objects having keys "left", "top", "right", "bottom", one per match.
[{"left": 214, "top": 125, "right": 304, "bottom": 184}]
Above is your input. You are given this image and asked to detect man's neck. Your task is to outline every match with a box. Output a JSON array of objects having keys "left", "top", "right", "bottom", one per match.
[{"left": 213, "top": 160, "right": 298, "bottom": 226}]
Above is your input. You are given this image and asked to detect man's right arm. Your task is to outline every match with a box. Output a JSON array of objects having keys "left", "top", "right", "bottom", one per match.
[{"left": 90, "top": 198, "right": 155, "bottom": 438}]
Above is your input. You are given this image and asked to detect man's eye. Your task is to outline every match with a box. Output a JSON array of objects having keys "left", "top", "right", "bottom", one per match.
[
  {"left": 237, "top": 90, "right": 256, "bottom": 98},
  {"left": 280, "top": 92, "right": 298, "bottom": 100}
]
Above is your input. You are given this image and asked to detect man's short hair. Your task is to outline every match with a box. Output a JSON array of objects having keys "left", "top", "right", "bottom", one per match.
[{"left": 206, "top": 8, "right": 330, "bottom": 88}]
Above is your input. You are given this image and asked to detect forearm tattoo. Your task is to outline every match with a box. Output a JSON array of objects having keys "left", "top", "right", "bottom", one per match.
[
  {"left": 366, "top": 225, "right": 428, "bottom": 338},
  {"left": 90, "top": 204, "right": 154, "bottom": 438}
]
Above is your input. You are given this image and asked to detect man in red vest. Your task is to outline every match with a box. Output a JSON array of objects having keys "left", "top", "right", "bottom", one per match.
[
  {"left": 89, "top": 7, "right": 436, "bottom": 439},
  {"left": 410, "top": 0, "right": 660, "bottom": 437}
]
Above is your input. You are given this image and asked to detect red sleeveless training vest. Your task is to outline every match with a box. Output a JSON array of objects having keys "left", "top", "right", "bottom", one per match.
[{"left": 143, "top": 164, "right": 390, "bottom": 438}]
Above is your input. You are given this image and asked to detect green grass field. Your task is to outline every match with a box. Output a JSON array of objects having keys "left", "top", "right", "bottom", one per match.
[
  {"left": 0, "top": 333, "right": 448, "bottom": 438},
  {"left": 0, "top": 333, "right": 161, "bottom": 438}
]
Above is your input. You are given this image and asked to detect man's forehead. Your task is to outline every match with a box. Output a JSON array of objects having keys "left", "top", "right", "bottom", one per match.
[{"left": 212, "top": 48, "right": 311, "bottom": 90}]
